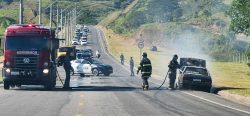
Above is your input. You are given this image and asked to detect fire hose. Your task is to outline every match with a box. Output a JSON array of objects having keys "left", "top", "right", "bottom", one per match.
[
  {"left": 56, "top": 68, "right": 64, "bottom": 85},
  {"left": 157, "top": 70, "right": 170, "bottom": 89}
]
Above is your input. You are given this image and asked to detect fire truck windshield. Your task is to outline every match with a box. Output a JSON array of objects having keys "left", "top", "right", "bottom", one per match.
[{"left": 6, "top": 36, "right": 49, "bottom": 50}]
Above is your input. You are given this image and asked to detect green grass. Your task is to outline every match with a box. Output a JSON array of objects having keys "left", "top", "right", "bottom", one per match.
[{"left": 210, "top": 62, "right": 250, "bottom": 96}]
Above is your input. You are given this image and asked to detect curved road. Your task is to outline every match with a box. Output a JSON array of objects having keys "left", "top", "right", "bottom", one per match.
[{"left": 0, "top": 27, "right": 249, "bottom": 116}]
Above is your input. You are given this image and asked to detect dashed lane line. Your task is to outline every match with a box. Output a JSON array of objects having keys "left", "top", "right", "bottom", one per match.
[{"left": 76, "top": 93, "right": 84, "bottom": 116}]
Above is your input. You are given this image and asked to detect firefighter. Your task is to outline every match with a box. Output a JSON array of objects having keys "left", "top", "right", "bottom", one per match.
[
  {"left": 63, "top": 52, "right": 72, "bottom": 89},
  {"left": 130, "top": 57, "right": 134, "bottom": 76},
  {"left": 168, "top": 54, "right": 180, "bottom": 90},
  {"left": 137, "top": 52, "right": 152, "bottom": 90},
  {"left": 120, "top": 53, "right": 125, "bottom": 65}
]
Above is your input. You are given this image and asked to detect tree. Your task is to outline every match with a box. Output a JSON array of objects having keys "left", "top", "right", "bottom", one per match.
[{"left": 229, "top": 0, "right": 250, "bottom": 35}]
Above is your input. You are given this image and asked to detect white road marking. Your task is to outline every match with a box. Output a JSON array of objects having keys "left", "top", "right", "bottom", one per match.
[
  {"left": 182, "top": 91, "right": 250, "bottom": 114},
  {"left": 95, "top": 27, "right": 250, "bottom": 115}
]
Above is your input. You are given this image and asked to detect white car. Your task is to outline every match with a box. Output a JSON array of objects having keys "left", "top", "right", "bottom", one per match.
[
  {"left": 71, "top": 39, "right": 79, "bottom": 45},
  {"left": 71, "top": 59, "right": 93, "bottom": 76},
  {"left": 70, "top": 59, "right": 113, "bottom": 76},
  {"left": 80, "top": 39, "right": 87, "bottom": 45}
]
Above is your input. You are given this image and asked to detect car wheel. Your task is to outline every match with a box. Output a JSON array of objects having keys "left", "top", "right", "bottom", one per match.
[
  {"left": 92, "top": 69, "right": 99, "bottom": 76},
  {"left": 204, "top": 86, "right": 211, "bottom": 93},
  {"left": 4, "top": 82, "right": 10, "bottom": 90}
]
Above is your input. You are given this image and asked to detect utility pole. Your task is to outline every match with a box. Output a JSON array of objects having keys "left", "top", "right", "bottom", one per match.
[
  {"left": 19, "top": 0, "right": 23, "bottom": 24},
  {"left": 56, "top": 4, "right": 59, "bottom": 30},
  {"left": 39, "top": 0, "right": 42, "bottom": 24},
  {"left": 60, "top": 9, "right": 63, "bottom": 28},
  {"left": 60, "top": 9, "right": 63, "bottom": 39},
  {"left": 50, "top": 4, "right": 53, "bottom": 28},
  {"left": 65, "top": 14, "right": 67, "bottom": 45},
  {"left": 67, "top": 12, "right": 70, "bottom": 45}
]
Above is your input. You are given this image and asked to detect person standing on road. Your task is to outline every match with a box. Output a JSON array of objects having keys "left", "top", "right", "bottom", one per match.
[
  {"left": 63, "top": 52, "right": 72, "bottom": 89},
  {"left": 96, "top": 50, "right": 100, "bottom": 58},
  {"left": 137, "top": 52, "right": 152, "bottom": 90},
  {"left": 168, "top": 54, "right": 180, "bottom": 90},
  {"left": 130, "top": 57, "right": 135, "bottom": 76},
  {"left": 120, "top": 53, "right": 125, "bottom": 65}
]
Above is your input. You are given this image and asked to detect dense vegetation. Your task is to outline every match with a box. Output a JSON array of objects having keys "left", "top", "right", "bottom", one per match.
[{"left": 229, "top": 0, "right": 250, "bottom": 35}]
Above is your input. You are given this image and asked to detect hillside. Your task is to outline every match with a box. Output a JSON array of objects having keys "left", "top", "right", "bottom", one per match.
[
  {"left": 0, "top": 0, "right": 133, "bottom": 37},
  {"left": 107, "top": 0, "right": 247, "bottom": 61}
]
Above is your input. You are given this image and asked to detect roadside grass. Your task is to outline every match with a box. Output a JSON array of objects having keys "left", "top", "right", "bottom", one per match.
[
  {"left": 99, "top": 26, "right": 250, "bottom": 96},
  {"left": 210, "top": 62, "right": 250, "bottom": 96},
  {"left": 99, "top": 11, "right": 122, "bottom": 27},
  {"left": 99, "top": 0, "right": 139, "bottom": 27}
]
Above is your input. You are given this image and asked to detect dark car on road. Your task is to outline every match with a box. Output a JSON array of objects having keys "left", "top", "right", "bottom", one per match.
[
  {"left": 87, "top": 58, "right": 113, "bottom": 76},
  {"left": 175, "top": 58, "right": 212, "bottom": 92},
  {"left": 76, "top": 49, "right": 93, "bottom": 59}
]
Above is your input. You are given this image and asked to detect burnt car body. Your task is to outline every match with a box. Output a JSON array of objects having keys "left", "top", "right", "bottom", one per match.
[{"left": 175, "top": 58, "right": 212, "bottom": 92}]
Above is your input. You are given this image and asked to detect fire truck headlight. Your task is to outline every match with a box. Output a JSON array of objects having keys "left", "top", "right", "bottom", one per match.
[
  {"left": 6, "top": 68, "right": 11, "bottom": 73},
  {"left": 43, "top": 69, "right": 49, "bottom": 74},
  {"left": 43, "top": 62, "right": 49, "bottom": 67},
  {"left": 6, "top": 62, "right": 11, "bottom": 66}
]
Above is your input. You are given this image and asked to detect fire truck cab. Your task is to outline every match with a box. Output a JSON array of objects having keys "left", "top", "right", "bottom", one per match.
[{"left": 2, "top": 24, "right": 59, "bottom": 90}]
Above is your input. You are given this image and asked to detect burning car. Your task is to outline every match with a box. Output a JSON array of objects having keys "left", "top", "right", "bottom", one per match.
[{"left": 175, "top": 58, "right": 212, "bottom": 92}]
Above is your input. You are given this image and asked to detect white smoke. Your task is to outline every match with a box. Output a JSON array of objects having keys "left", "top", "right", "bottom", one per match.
[
  {"left": 153, "top": 29, "right": 213, "bottom": 78},
  {"left": 167, "top": 30, "right": 211, "bottom": 61}
]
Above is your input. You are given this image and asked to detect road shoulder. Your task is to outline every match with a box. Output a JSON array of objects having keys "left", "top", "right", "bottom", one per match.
[{"left": 218, "top": 91, "right": 250, "bottom": 107}]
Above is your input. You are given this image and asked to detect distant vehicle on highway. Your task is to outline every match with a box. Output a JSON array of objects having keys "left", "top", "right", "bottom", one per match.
[
  {"left": 82, "top": 32, "right": 88, "bottom": 37},
  {"left": 76, "top": 49, "right": 93, "bottom": 59},
  {"left": 76, "top": 51, "right": 92, "bottom": 59},
  {"left": 175, "top": 58, "right": 212, "bottom": 92},
  {"left": 71, "top": 39, "right": 79, "bottom": 45},
  {"left": 80, "top": 36, "right": 87, "bottom": 45},
  {"left": 71, "top": 59, "right": 113, "bottom": 76},
  {"left": 80, "top": 39, "right": 87, "bottom": 45},
  {"left": 82, "top": 26, "right": 89, "bottom": 32}
]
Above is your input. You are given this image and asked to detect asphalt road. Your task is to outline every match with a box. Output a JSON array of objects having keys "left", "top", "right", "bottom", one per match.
[{"left": 0, "top": 26, "right": 249, "bottom": 116}]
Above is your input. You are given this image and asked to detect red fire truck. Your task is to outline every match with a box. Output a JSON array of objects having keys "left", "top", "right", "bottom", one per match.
[{"left": 2, "top": 24, "right": 59, "bottom": 90}]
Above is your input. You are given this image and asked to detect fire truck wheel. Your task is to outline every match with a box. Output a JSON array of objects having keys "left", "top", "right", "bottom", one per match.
[{"left": 4, "top": 83, "right": 10, "bottom": 90}]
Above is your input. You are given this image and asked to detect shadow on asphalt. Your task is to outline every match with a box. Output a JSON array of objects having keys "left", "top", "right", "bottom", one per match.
[
  {"left": 9, "top": 86, "right": 140, "bottom": 92},
  {"left": 211, "top": 87, "right": 248, "bottom": 94},
  {"left": 7, "top": 86, "right": 178, "bottom": 92}
]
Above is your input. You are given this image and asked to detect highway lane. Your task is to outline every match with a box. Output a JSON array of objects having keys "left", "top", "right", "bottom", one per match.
[{"left": 0, "top": 26, "right": 249, "bottom": 116}]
